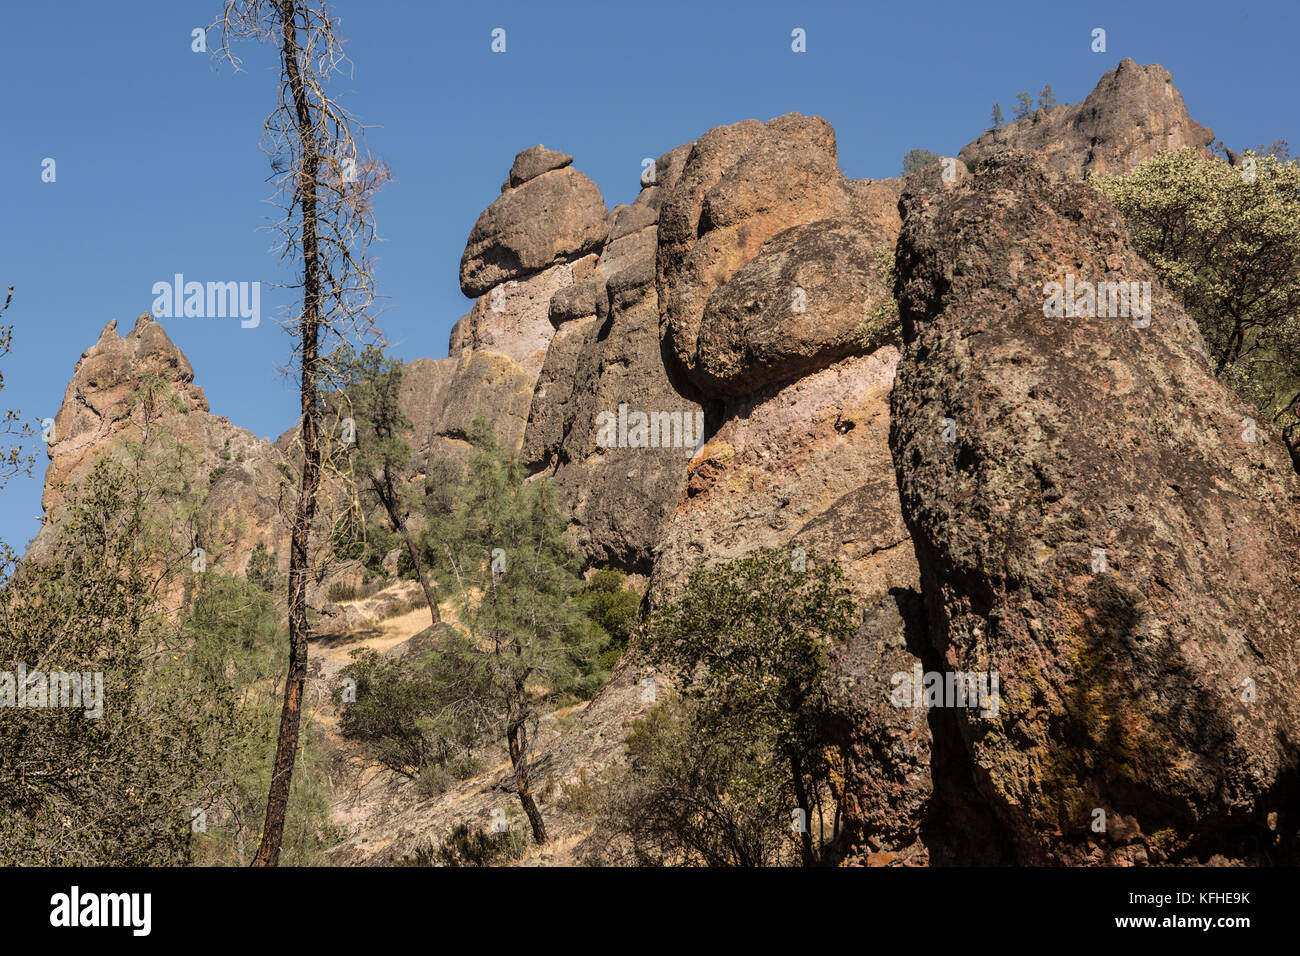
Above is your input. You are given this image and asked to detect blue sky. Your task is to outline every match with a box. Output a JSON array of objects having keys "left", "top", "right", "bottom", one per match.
[{"left": 1, "top": 0, "right": 1296, "bottom": 550}]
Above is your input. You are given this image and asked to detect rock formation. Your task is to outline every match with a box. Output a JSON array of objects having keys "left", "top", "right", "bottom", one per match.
[
  {"left": 520, "top": 143, "right": 703, "bottom": 572},
  {"left": 960, "top": 58, "right": 1216, "bottom": 179},
  {"left": 890, "top": 149, "right": 1300, "bottom": 864},
  {"left": 31, "top": 314, "right": 287, "bottom": 578},
  {"left": 32, "top": 59, "right": 1300, "bottom": 866}
]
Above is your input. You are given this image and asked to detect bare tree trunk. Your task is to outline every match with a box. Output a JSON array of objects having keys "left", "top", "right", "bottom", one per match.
[
  {"left": 375, "top": 468, "right": 439, "bottom": 625},
  {"left": 397, "top": 523, "right": 439, "bottom": 625},
  {"left": 506, "top": 700, "right": 547, "bottom": 844},
  {"left": 256, "top": 0, "right": 321, "bottom": 867}
]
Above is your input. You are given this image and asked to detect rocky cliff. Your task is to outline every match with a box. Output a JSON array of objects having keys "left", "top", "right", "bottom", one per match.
[
  {"left": 960, "top": 58, "right": 1216, "bottom": 178},
  {"left": 30, "top": 314, "right": 288, "bottom": 578},
  {"left": 31, "top": 59, "right": 1298, "bottom": 865}
]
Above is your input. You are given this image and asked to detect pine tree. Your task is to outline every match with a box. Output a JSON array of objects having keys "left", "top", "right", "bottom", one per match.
[
  {"left": 421, "top": 418, "right": 608, "bottom": 844},
  {"left": 990, "top": 103, "right": 1005, "bottom": 130},
  {"left": 901, "top": 148, "right": 940, "bottom": 176},
  {"left": 332, "top": 344, "right": 440, "bottom": 624},
  {"left": 1013, "top": 92, "right": 1034, "bottom": 120},
  {"left": 1038, "top": 83, "right": 1056, "bottom": 111}
]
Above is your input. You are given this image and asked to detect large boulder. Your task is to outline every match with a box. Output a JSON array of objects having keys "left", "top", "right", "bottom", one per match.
[
  {"left": 656, "top": 114, "right": 900, "bottom": 398},
  {"left": 692, "top": 213, "right": 896, "bottom": 397},
  {"left": 890, "top": 150, "right": 1300, "bottom": 864},
  {"left": 960, "top": 59, "right": 1215, "bottom": 180},
  {"left": 459, "top": 152, "right": 607, "bottom": 298}
]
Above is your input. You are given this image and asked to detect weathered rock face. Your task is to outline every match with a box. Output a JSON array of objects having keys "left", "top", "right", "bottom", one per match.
[
  {"left": 693, "top": 213, "right": 895, "bottom": 396},
  {"left": 651, "top": 349, "right": 913, "bottom": 599},
  {"left": 447, "top": 258, "right": 593, "bottom": 383},
  {"left": 821, "top": 589, "right": 934, "bottom": 864},
  {"left": 459, "top": 156, "right": 607, "bottom": 298},
  {"left": 522, "top": 144, "right": 704, "bottom": 572},
  {"left": 40, "top": 315, "right": 208, "bottom": 515},
  {"left": 32, "top": 314, "right": 287, "bottom": 578},
  {"left": 657, "top": 114, "right": 864, "bottom": 393},
  {"left": 890, "top": 150, "right": 1300, "bottom": 864},
  {"left": 430, "top": 349, "right": 536, "bottom": 453},
  {"left": 647, "top": 347, "right": 932, "bottom": 859},
  {"left": 960, "top": 58, "right": 1215, "bottom": 179}
]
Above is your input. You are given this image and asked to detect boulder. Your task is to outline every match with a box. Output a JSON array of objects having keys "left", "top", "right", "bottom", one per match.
[
  {"left": 890, "top": 150, "right": 1300, "bottom": 864},
  {"left": 460, "top": 160, "right": 607, "bottom": 298},
  {"left": 506, "top": 145, "right": 573, "bottom": 189},
  {"left": 657, "top": 114, "right": 857, "bottom": 391},
  {"left": 692, "top": 213, "right": 897, "bottom": 396}
]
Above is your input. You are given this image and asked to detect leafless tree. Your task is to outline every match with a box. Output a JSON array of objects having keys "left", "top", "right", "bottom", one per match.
[
  {"left": 211, "top": 0, "right": 389, "bottom": 866},
  {"left": 0, "top": 286, "right": 36, "bottom": 492}
]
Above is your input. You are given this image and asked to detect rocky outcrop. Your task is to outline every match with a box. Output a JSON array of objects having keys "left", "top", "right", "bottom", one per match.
[
  {"left": 615, "top": 115, "right": 937, "bottom": 856},
  {"left": 447, "top": 257, "right": 596, "bottom": 383},
  {"left": 890, "top": 150, "right": 1300, "bottom": 864},
  {"left": 36, "top": 59, "right": 1298, "bottom": 868},
  {"left": 960, "top": 58, "right": 1215, "bottom": 179},
  {"left": 521, "top": 144, "right": 703, "bottom": 572},
  {"left": 650, "top": 349, "right": 913, "bottom": 599},
  {"left": 660, "top": 113, "right": 883, "bottom": 395},
  {"left": 32, "top": 314, "right": 287, "bottom": 577},
  {"left": 448, "top": 149, "right": 612, "bottom": 456},
  {"left": 459, "top": 157, "right": 607, "bottom": 299}
]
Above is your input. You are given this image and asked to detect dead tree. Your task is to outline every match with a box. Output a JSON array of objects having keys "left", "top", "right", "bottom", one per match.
[{"left": 212, "top": 0, "right": 388, "bottom": 866}]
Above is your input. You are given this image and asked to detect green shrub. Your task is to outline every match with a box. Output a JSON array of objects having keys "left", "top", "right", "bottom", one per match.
[{"left": 402, "top": 823, "right": 527, "bottom": 867}]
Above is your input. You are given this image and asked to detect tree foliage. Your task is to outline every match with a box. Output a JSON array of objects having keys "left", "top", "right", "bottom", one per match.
[
  {"left": 331, "top": 344, "right": 439, "bottom": 621},
  {"left": 598, "top": 548, "right": 859, "bottom": 866},
  {"left": 902, "top": 148, "right": 940, "bottom": 176},
  {"left": 414, "top": 420, "right": 609, "bottom": 843},
  {"left": 1096, "top": 147, "right": 1300, "bottom": 452}
]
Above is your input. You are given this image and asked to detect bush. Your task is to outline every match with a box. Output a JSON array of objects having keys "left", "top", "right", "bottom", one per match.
[
  {"left": 246, "top": 540, "right": 279, "bottom": 594},
  {"left": 579, "top": 568, "right": 640, "bottom": 675},
  {"left": 402, "top": 824, "right": 527, "bottom": 867},
  {"left": 596, "top": 548, "right": 859, "bottom": 866},
  {"left": 901, "top": 148, "right": 940, "bottom": 176},
  {"left": 334, "top": 649, "right": 453, "bottom": 777}
]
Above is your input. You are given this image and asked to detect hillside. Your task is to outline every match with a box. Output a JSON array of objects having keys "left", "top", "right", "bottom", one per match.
[{"left": 23, "top": 58, "right": 1300, "bottom": 867}]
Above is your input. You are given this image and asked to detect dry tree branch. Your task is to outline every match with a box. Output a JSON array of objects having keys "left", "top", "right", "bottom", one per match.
[{"left": 210, "top": 0, "right": 390, "bottom": 866}]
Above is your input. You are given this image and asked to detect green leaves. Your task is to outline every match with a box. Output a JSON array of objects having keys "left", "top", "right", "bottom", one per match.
[
  {"left": 1096, "top": 148, "right": 1300, "bottom": 446},
  {"left": 622, "top": 548, "right": 860, "bottom": 865}
]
